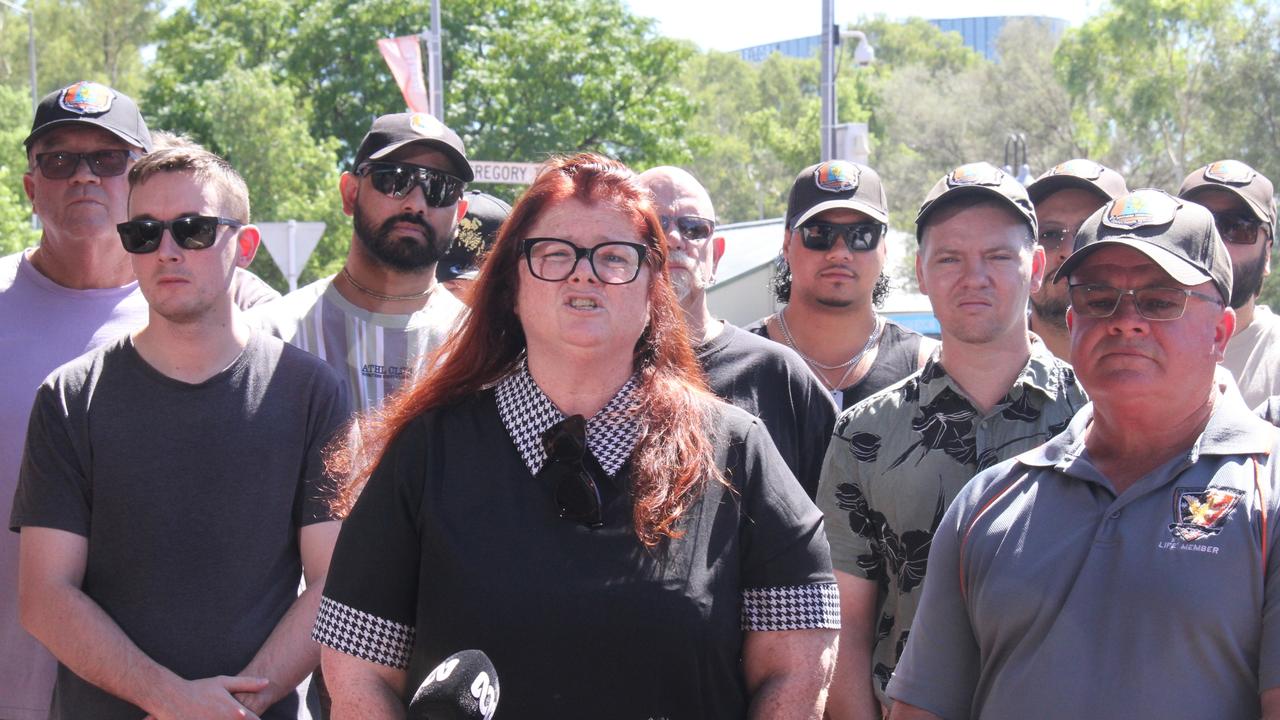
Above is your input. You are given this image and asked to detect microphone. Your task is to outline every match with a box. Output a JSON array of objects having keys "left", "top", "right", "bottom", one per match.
[{"left": 409, "top": 649, "right": 500, "bottom": 720}]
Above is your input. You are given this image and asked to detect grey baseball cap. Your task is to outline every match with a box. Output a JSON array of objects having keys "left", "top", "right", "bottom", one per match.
[
  {"left": 786, "top": 160, "right": 889, "bottom": 228},
  {"left": 916, "top": 162, "right": 1037, "bottom": 241},
  {"left": 1054, "top": 188, "right": 1233, "bottom": 304},
  {"left": 1178, "top": 160, "right": 1275, "bottom": 232},
  {"left": 353, "top": 112, "right": 473, "bottom": 182},
  {"left": 1027, "top": 159, "right": 1128, "bottom": 205}
]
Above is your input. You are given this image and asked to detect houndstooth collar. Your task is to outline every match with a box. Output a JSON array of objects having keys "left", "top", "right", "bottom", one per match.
[{"left": 495, "top": 359, "right": 642, "bottom": 477}]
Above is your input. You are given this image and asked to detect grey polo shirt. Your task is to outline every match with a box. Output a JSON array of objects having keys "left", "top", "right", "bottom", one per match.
[{"left": 888, "top": 378, "right": 1280, "bottom": 720}]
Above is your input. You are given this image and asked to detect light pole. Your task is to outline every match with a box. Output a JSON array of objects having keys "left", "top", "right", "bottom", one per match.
[
  {"left": 819, "top": 0, "right": 874, "bottom": 161},
  {"left": 0, "top": 0, "right": 36, "bottom": 116}
]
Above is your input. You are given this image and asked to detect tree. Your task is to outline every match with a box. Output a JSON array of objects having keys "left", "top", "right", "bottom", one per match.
[{"left": 0, "top": 84, "right": 39, "bottom": 255}]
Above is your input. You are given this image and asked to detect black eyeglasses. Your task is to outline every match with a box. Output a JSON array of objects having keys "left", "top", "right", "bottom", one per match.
[
  {"left": 1037, "top": 226, "right": 1077, "bottom": 252},
  {"left": 522, "top": 238, "right": 647, "bottom": 285},
  {"left": 355, "top": 162, "right": 465, "bottom": 208},
  {"left": 538, "top": 415, "right": 603, "bottom": 529},
  {"left": 1068, "top": 283, "right": 1222, "bottom": 321},
  {"left": 35, "top": 149, "right": 138, "bottom": 179},
  {"left": 117, "top": 215, "right": 243, "bottom": 254},
  {"left": 796, "top": 221, "right": 885, "bottom": 253},
  {"left": 1213, "top": 212, "right": 1268, "bottom": 245},
  {"left": 658, "top": 214, "right": 715, "bottom": 243}
]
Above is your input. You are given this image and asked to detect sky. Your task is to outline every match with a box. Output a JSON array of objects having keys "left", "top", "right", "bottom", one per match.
[{"left": 624, "top": 0, "right": 1106, "bottom": 52}]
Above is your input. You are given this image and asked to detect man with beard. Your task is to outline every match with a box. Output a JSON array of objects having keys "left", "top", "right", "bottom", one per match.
[
  {"left": 1025, "top": 160, "right": 1127, "bottom": 360},
  {"left": 256, "top": 113, "right": 470, "bottom": 412},
  {"left": 817, "top": 163, "right": 1085, "bottom": 720},
  {"left": 1179, "top": 160, "right": 1279, "bottom": 408},
  {"left": 747, "top": 160, "right": 936, "bottom": 412},
  {"left": 637, "top": 166, "right": 836, "bottom": 497}
]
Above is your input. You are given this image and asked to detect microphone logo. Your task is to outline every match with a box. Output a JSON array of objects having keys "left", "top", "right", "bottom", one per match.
[{"left": 471, "top": 671, "right": 498, "bottom": 720}]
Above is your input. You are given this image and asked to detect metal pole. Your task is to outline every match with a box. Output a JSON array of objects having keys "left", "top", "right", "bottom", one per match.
[
  {"left": 287, "top": 219, "right": 298, "bottom": 292},
  {"left": 819, "top": 0, "right": 833, "bottom": 161},
  {"left": 428, "top": 0, "right": 444, "bottom": 120},
  {"left": 25, "top": 7, "right": 34, "bottom": 114}
]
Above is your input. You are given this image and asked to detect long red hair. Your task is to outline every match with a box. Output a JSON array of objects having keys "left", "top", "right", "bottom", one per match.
[{"left": 329, "top": 153, "right": 722, "bottom": 548}]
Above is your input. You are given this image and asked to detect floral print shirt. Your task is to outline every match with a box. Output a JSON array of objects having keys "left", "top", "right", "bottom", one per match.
[{"left": 816, "top": 338, "right": 1086, "bottom": 704}]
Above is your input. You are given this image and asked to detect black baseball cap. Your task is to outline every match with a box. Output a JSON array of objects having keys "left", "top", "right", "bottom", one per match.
[
  {"left": 1027, "top": 159, "right": 1128, "bottom": 205},
  {"left": 1054, "top": 188, "right": 1233, "bottom": 304},
  {"left": 436, "top": 191, "right": 512, "bottom": 282},
  {"left": 786, "top": 160, "right": 888, "bottom": 228},
  {"left": 1178, "top": 160, "right": 1275, "bottom": 232},
  {"left": 25, "top": 81, "right": 152, "bottom": 152},
  {"left": 916, "top": 162, "right": 1037, "bottom": 241},
  {"left": 353, "top": 112, "right": 473, "bottom": 182}
]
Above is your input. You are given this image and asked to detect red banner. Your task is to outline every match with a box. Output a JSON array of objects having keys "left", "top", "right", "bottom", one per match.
[{"left": 377, "top": 35, "right": 430, "bottom": 114}]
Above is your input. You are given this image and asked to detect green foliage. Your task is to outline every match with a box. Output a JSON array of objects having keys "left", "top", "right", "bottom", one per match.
[{"left": 0, "top": 84, "right": 36, "bottom": 255}]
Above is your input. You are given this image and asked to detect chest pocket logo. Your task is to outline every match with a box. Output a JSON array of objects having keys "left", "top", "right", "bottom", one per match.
[{"left": 1169, "top": 486, "right": 1244, "bottom": 542}]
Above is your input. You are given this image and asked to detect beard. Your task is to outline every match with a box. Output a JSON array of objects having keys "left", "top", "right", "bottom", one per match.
[
  {"left": 1230, "top": 250, "right": 1268, "bottom": 309},
  {"left": 668, "top": 249, "right": 712, "bottom": 302},
  {"left": 1030, "top": 294, "right": 1070, "bottom": 330},
  {"left": 353, "top": 204, "right": 445, "bottom": 272}
]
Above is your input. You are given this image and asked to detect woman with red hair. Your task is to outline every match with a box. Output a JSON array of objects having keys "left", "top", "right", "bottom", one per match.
[{"left": 314, "top": 153, "right": 839, "bottom": 718}]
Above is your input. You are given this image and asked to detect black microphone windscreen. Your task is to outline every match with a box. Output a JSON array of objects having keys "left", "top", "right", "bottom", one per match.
[{"left": 409, "top": 649, "right": 500, "bottom": 720}]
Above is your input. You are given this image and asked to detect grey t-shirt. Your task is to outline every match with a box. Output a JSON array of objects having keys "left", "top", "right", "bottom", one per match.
[{"left": 10, "top": 331, "right": 349, "bottom": 720}]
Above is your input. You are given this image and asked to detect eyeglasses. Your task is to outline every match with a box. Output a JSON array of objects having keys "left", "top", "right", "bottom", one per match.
[
  {"left": 1212, "top": 212, "right": 1268, "bottom": 245},
  {"left": 796, "top": 221, "right": 885, "bottom": 253},
  {"left": 538, "top": 415, "right": 603, "bottom": 529},
  {"left": 522, "top": 238, "right": 647, "bottom": 285},
  {"left": 1068, "top": 283, "right": 1222, "bottom": 321},
  {"left": 1037, "top": 227, "right": 1077, "bottom": 252},
  {"left": 355, "top": 162, "right": 465, "bottom": 207},
  {"left": 34, "top": 149, "right": 138, "bottom": 179},
  {"left": 658, "top": 214, "right": 715, "bottom": 243},
  {"left": 117, "top": 215, "right": 243, "bottom": 254}
]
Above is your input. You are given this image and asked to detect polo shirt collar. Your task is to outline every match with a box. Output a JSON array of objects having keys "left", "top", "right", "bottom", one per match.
[{"left": 495, "top": 358, "right": 642, "bottom": 477}]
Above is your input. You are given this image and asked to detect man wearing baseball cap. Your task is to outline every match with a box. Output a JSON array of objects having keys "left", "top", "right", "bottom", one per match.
[
  {"left": 818, "top": 162, "right": 1084, "bottom": 719},
  {"left": 1026, "top": 159, "right": 1128, "bottom": 359},
  {"left": 256, "top": 111, "right": 472, "bottom": 412},
  {"left": 435, "top": 190, "right": 510, "bottom": 305},
  {"left": 886, "top": 188, "right": 1280, "bottom": 720},
  {"left": 747, "top": 160, "right": 936, "bottom": 412},
  {"left": 1179, "top": 160, "right": 1279, "bottom": 408}
]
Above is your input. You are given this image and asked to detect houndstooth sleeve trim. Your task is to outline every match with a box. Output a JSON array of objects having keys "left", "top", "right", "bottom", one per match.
[
  {"left": 312, "top": 595, "right": 415, "bottom": 669},
  {"left": 741, "top": 583, "right": 842, "bottom": 631}
]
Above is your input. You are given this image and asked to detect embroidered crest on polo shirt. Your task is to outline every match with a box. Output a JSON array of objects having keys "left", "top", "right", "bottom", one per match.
[
  {"left": 1103, "top": 189, "right": 1179, "bottom": 230},
  {"left": 59, "top": 81, "right": 114, "bottom": 115},
  {"left": 410, "top": 112, "right": 443, "bottom": 137},
  {"left": 1047, "top": 159, "right": 1104, "bottom": 180},
  {"left": 813, "top": 161, "right": 860, "bottom": 193},
  {"left": 1168, "top": 486, "right": 1244, "bottom": 542},
  {"left": 947, "top": 162, "right": 1004, "bottom": 187},
  {"left": 1203, "top": 160, "right": 1256, "bottom": 186}
]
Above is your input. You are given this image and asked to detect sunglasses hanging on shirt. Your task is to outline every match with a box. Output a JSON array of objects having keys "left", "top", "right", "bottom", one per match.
[{"left": 537, "top": 415, "right": 604, "bottom": 529}]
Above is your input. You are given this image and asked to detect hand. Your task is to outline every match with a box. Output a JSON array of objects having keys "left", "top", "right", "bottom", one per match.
[
  {"left": 233, "top": 686, "right": 277, "bottom": 716},
  {"left": 144, "top": 675, "right": 269, "bottom": 720}
]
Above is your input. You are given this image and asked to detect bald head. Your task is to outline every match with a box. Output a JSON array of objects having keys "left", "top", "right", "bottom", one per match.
[
  {"left": 637, "top": 166, "right": 720, "bottom": 311},
  {"left": 638, "top": 166, "right": 715, "bottom": 220}
]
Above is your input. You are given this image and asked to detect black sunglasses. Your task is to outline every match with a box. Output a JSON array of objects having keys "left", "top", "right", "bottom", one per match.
[
  {"left": 1213, "top": 212, "right": 1269, "bottom": 245},
  {"left": 796, "top": 221, "right": 885, "bottom": 253},
  {"left": 35, "top": 149, "right": 138, "bottom": 179},
  {"left": 355, "top": 162, "right": 465, "bottom": 208},
  {"left": 117, "top": 215, "right": 243, "bottom": 254},
  {"left": 658, "top": 214, "right": 715, "bottom": 243},
  {"left": 538, "top": 415, "right": 603, "bottom": 529}
]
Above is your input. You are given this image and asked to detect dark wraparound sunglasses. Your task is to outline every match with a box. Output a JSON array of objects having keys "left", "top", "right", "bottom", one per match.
[
  {"left": 538, "top": 415, "right": 603, "bottom": 529},
  {"left": 1212, "top": 212, "right": 1270, "bottom": 246},
  {"left": 658, "top": 214, "right": 715, "bottom": 243},
  {"left": 355, "top": 162, "right": 465, "bottom": 208},
  {"left": 797, "top": 220, "right": 885, "bottom": 253},
  {"left": 117, "top": 215, "right": 243, "bottom": 254},
  {"left": 35, "top": 149, "right": 138, "bottom": 179}
]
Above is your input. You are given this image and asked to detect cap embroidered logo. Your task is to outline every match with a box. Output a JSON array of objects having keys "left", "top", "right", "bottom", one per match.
[
  {"left": 58, "top": 81, "right": 114, "bottom": 115},
  {"left": 1103, "top": 189, "right": 1179, "bottom": 230},
  {"left": 813, "top": 161, "right": 860, "bottom": 193},
  {"left": 1048, "top": 159, "right": 1104, "bottom": 180},
  {"left": 1204, "top": 160, "right": 1256, "bottom": 186},
  {"left": 947, "top": 162, "right": 1004, "bottom": 187},
  {"left": 410, "top": 112, "right": 444, "bottom": 137}
]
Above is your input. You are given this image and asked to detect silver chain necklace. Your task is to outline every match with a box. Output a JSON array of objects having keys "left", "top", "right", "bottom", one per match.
[{"left": 778, "top": 307, "right": 883, "bottom": 389}]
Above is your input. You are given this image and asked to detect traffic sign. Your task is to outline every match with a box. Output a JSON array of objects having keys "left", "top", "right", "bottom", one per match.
[
  {"left": 258, "top": 221, "right": 326, "bottom": 292},
  {"left": 471, "top": 161, "right": 540, "bottom": 185}
]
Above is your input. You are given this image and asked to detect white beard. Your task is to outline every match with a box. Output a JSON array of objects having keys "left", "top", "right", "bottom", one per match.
[{"left": 670, "top": 251, "right": 712, "bottom": 301}]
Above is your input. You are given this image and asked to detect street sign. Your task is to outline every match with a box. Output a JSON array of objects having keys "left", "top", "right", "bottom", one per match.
[
  {"left": 471, "top": 161, "right": 540, "bottom": 185},
  {"left": 258, "top": 221, "right": 326, "bottom": 292}
]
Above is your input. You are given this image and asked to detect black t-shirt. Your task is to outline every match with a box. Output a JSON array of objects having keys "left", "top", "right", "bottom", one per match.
[
  {"left": 744, "top": 317, "right": 927, "bottom": 410},
  {"left": 697, "top": 323, "right": 837, "bottom": 499},
  {"left": 11, "top": 333, "right": 350, "bottom": 720},
  {"left": 315, "top": 384, "right": 839, "bottom": 720}
]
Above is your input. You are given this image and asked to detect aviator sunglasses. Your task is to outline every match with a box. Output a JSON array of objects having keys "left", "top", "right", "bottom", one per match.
[
  {"left": 355, "top": 162, "right": 466, "bottom": 208},
  {"left": 35, "top": 149, "right": 138, "bottom": 179},
  {"left": 658, "top": 214, "right": 715, "bottom": 243},
  {"left": 797, "top": 220, "right": 885, "bottom": 253},
  {"left": 117, "top": 215, "right": 243, "bottom": 254}
]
